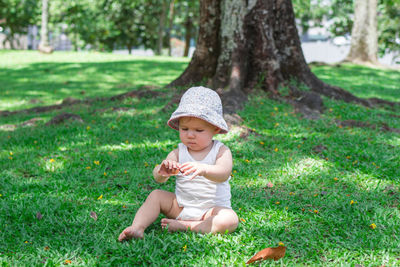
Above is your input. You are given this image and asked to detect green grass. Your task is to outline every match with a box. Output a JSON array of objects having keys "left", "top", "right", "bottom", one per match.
[
  {"left": 0, "top": 50, "right": 189, "bottom": 111},
  {"left": 311, "top": 63, "right": 400, "bottom": 102},
  {"left": 1, "top": 51, "right": 400, "bottom": 266}
]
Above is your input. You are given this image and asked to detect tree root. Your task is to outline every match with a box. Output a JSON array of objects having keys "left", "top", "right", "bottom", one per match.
[
  {"left": 0, "top": 88, "right": 163, "bottom": 117},
  {"left": 336, "top": 119, "right": 400, "bottom": 134}
]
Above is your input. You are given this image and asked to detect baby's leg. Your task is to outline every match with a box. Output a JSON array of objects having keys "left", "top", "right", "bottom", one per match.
[
  {"left": 118, "top": 189, "right": 182, "bottom": 241},
  {"left": 161, "top": 207, "right": 238, "bottom": 234}
]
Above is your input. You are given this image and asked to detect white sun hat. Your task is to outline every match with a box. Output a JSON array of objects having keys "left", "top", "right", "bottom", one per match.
[{"left": 167, "top": 86, "right": 229, "bottom": 134}]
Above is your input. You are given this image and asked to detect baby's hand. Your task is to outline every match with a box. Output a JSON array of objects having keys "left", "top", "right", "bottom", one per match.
[
  {"left": 158, "top": 160, "right": 181, "bottom": 177},
  {"left": 179, "top": 162, "right": 207, "bottom": 180}
]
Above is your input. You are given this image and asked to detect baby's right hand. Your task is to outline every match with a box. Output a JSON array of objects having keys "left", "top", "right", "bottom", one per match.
[{"left": 158, "top": 160, "right": 180, "bottom": 177}]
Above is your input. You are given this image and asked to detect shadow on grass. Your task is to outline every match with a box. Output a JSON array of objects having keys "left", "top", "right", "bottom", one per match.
[{"left": 0, "top": 59, "right": 188, "bottom": 111}]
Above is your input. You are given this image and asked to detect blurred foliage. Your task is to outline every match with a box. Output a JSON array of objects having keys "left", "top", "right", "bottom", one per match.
[
  {"left": 293, "top": 0, "right": 400, "bottom": 60},
  {"left": 0, "top": 0, "right": 398, "bottom": 58},
  {"left": 0, "top": 0, "right": 198, "bottom": 53},
  {"left": 0, "top": 0, "right": 39, "bottom": 47},
  {"left": 378, "top": 0, "right": 400, "bottom": 60},
  {"left": 49, "top": 0, "right": 199, "bottom": 52},
  {"left": 326, "top": 0, "right": 354, "bottom": 37},
  {"left": 292, "top": 0, "right": 329, "bottom": 34}
]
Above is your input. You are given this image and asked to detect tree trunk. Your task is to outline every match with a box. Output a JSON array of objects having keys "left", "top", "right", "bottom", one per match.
[
  {"left": 167, "top": 0, "right": 176, "bottom": 56},
  {"left": 170, "top": 0, "right": 220, "bottom": 85},
  {"left": 170, "top": 0, "right": 371, "bottom": 114},
  {"left": 183, "top": 13, "right": 193, "bottom": 57},
  {"left": 345, "top": 0, "right": 378, "bottom": 64},
  {"left": 4, "top": 32, "right": 15, "bottom": 49},
  {"left": 38, "top": 0, "right": 53, "bottom": 54},
  {"left": 156, "top": 0, "right": 168, "bottom": 56}
]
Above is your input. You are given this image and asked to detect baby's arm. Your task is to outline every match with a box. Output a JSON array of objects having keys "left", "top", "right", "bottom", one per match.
[
  {"left": 180, "top": 145, "right": 233, "bottom": 183},
  {"left": 153, "top": 149, "right": 179, "bottom": 183}
]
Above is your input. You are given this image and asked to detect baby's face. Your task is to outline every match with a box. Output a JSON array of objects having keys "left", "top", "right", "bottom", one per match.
[{"left": 178, "top": 117, "right": 220, "bottom": 151}]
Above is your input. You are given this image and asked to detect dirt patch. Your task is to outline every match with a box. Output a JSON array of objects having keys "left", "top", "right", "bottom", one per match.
[
  {"left": 239, "top": 125, "right": 262, "bottom": 139},
  {"left": 91, "top": 107, "right": 136, "bottom": 114},
  {"left": 161, "top": 91, "right": 183, "bottom": 112},
  {"left": 0, "top": 117, "right": 44, "bottom": 131},
  {"left": 110, "top": 88, "right": 163, "bottom": 101},
  {"left": 336, "top": 119, "right": 400, "bottom": 134},
  {"left": 312, "top": 144, "right": 328, "bottom": 154},
  {"left": 0, "top": 88, "right": 163, "bottom": 117},
  {"left": 45, "top": 113, "right": 84, "bottom": 126}
]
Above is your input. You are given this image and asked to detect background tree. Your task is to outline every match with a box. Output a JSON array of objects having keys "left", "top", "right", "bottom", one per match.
[
  {"left": 292, "top": 0, "right": 400, "bottom": 64},
  {"left": 52, "top": 0, "right": 103, "bottom": 50},
  {"left": 102, "top": 0, "right": 156, "bottom": 53},
  {"left": 53, "top": 0, "right": 160, "bottom": 52},
  {"left": 181, "top": 1, "right": 199, "bottom": 57},
  {"left": 0, "top": 0, "right": 39, "bottom": 49},
  {"left": 167, "top": 0, "right": 176, "bottom": 56},
  {"left": 292, "top": 0, "right": 328, "bottom": 36},
  {"left": 38, "top": 0, "right": 53, "bottom": 53},
  {"left": 326, "top": 0, "right": 354, "bottom": 38},
  {"left": 345, "top": 0, "right": 379, "bottom": 64},
  {"left": 378, "top": 0, "right": 400, "bottom": 63},
  {"left": 155, "top": 0, "right": 168, "bottom": 55},
  {"left": 156, "top": 0, "right": 199, "bottom": 57}
]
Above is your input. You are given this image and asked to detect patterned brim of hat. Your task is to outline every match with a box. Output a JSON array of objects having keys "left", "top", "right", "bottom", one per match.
[{"left": 167, "top": 86, "right": 229, "bottom": 134}]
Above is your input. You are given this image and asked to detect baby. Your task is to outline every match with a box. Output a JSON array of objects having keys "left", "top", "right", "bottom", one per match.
[{"left": 118, "top": 86, "right": 238, "bottom": 241}]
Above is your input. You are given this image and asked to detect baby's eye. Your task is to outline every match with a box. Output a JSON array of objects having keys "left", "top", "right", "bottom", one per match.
[
  {"left": 196, "top": 129, "right": 204, "bottom": 132},
  {"left": 181, "top": 128, "right": 188, "bottom": 131}
]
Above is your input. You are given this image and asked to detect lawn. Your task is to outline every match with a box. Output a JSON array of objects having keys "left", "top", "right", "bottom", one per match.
[{"left": 0, "top": 51, "right": 399, "bottom": 266}]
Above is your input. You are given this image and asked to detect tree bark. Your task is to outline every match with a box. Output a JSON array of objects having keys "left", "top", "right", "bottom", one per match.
[
  {"left": 345, "top": 0, "right": 378, "bottom": 64},
  {"left": 183, "top": 15, "right": 192, "bottom": 57},
  {"left": 169, "top": 0, "right": 376, "bottom": 114},
  {"left": 38, "top": 0, "right": 53, "bottom": 54}
]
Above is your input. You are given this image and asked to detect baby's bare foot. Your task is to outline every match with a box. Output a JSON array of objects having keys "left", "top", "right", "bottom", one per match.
[
  {"left": 118, "top": 226, "right": 144, "bottom": 241},
  {"left": 161, "top": 218, "right": 193, "bottom": 232}
]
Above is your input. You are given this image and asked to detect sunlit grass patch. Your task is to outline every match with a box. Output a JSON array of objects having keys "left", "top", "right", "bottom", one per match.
[{"left": 311, "top": 63, "right": 400, "bottom": 102}]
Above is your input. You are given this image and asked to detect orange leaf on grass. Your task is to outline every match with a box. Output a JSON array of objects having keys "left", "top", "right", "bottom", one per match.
[{"left": 246, "top": 246, "right": 286, "bottom": 264}]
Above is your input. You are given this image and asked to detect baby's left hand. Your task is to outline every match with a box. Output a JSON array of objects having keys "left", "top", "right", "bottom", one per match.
[{"left": 179, "top": 162, "right": 207, "bottom": 180}]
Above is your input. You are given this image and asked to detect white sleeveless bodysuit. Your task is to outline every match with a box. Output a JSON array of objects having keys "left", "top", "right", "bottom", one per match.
[{"left": 175, "top": 140, "right": 232, "bottom": 220}]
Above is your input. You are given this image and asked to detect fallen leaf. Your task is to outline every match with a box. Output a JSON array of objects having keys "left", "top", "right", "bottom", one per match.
[
  {"left": 266, "top": 182, "right": 274, "bottom": 188},
  {"left": 246, "top": 246, "right": 286, "bottom": 264},
  {"left": 90, "top": 211, "right": 98, "bottom": 221},
  {"left": 36, "top": 212, "right": 43, "bottom": 220}
]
